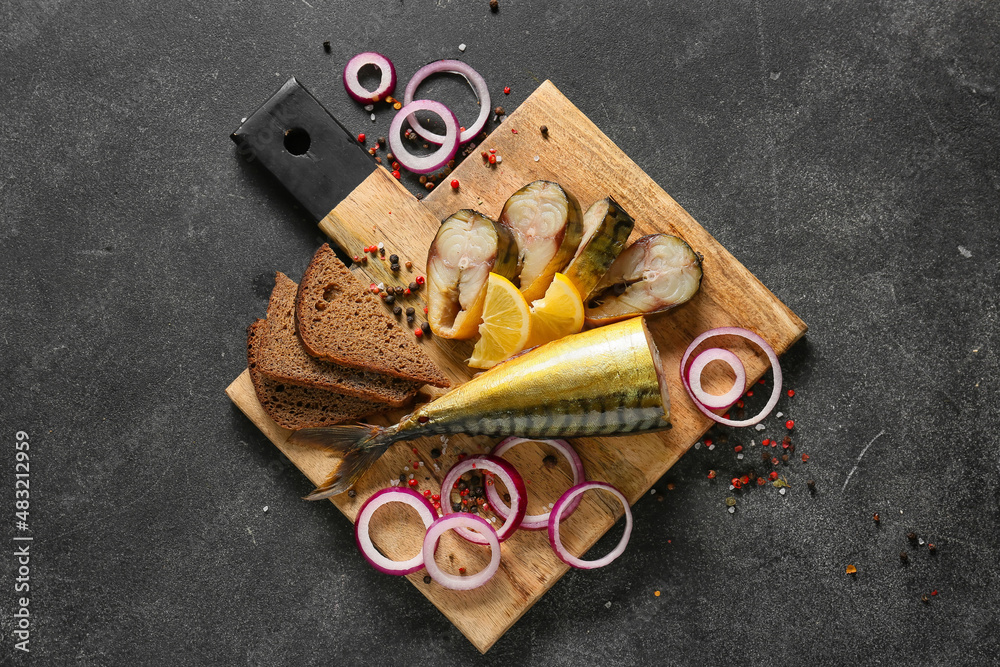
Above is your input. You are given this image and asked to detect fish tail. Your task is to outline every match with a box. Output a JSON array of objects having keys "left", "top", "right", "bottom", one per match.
[{"left": 289, "top": 424, "right": 397, "bottom": 500}]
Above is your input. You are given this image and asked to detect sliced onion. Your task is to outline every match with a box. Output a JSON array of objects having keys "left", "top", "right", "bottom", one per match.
[
  {"left": 422, "top": 513, "right": 501, "bottom": 590},
  {"left": 388, "top": 100, "right": 459, "bottom": 174},
  {"left": 486, "top": 437, "right": 586, "bottom": 531},
  {"left": 680, "top": 326, "right": 782, "bottom": 427},
  {"left": 548, "top": 482, "right": 633, "bottom": 570},
  {"left": 354, "top": 488, "right": 436, "bottom": 575},
  {"left": 403, "top": 60, "right": 490, "bottom": 145},
  {"left": 342, "top": 52, "right": 397, "bottom": 104},
  {"left": 687, "top": 347, "right": 746, "bottom": 410},
  {"left": 441, "top": 455, "right": 525, "bottom": 544}
]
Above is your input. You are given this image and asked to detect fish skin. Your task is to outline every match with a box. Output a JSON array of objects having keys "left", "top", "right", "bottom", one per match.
[
  {"left": 563, "top": 196, "right": 635, "bottom": 301},
  {"left": 426, "top": 209, "right": 518, "bottom": 339},
  {"left": 294, "top": 317, "right": 670, "bottom": 498}
]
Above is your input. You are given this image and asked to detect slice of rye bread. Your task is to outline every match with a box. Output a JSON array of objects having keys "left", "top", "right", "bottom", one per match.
[
  {"left": 296, "top": 244, "right": 452, "bottom": 388},
  {"left": 256, "top": 272, "right": 420, "bottom": 407},
  {"left": 247, "top": 320, "right": 388, "bottom": 429}
]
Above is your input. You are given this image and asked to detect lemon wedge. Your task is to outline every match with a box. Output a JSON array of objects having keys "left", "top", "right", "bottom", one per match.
[
  {"left": 525, "top": 273, "right": 585, "bottom": 349},
  {"left": 469, "top": 273, "right": 532, "bottom": 369}
]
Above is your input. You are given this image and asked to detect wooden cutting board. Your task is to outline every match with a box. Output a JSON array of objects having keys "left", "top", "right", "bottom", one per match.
[{"left": 225, "top": 80, "right": 806, "bottom": 653}]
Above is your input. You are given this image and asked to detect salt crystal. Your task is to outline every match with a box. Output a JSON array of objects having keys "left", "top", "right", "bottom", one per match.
[
  {"left": 919, "top": 538, "right": 925, "bottom": 545},
  {"left": 779, "top": 488, "right": 786, "bottom": 495},
  {"left": 495, "top": 155, "right": 502, "bottom": 163},
  {"left": 409, "top": 473, "right": 414, "bottom": 479},
  {"left": 433, "top": 464, "right": 440, "bottom": 472},
  {"left": 708, "top": 444, "right": 715, "bottom": 451},
  {"left": 417, "top": 461, "right": 423, "bottom": 467},
  {"left": 770, "top": 71, "right": 781, "bottom": 80},
  {"left": 605, "top": 601, "right": 612, "bottom": 608},
  {"left": 241, "top": 117, "right": 247, "bottom": 123},
  {"left": 458, "top": 43, "right": 467, "bottom": 52},
  {"left": 958, "top": 245, "right": 972, "bottom": 258},
  {"left": 377, "top": 241, "right": 385, "bottom": 250},
  {"left": 533, "top": 155, "right": 540, "bottom": 161},
  {"left": 364, "top": 104, "right": 374, "bottom": 112},
  {"left": 776, "top": 412, "right": 784, "bottom": 418},
  {"left": 377, "top": 282, "right": 385, "bottom": 290},
  {"left": 737, "top": 454, "right": 744, "bottom": 460},
  {"left": 404, "top": 467, "right": 409, "bottom": 472},
  {"left": 263, "top": 506, "right": 269, "bottom": 512},
  {"left": 694, "top": 442, "right": 701, "bottom": 449},
  {"left": 650, "top": 489, "right": 656, "bottom": 495},
  {"left": 728, "top": 506, "right": 736, "bottom": 513},
  {"left": 755, "top": 424, "right": 765, "bottom": 431},
  {"left": 371, "top": 113, "right": 376, "bottom": 121},
  {"left": 729, "top": 485, "right": 735, "bottom": 491}
]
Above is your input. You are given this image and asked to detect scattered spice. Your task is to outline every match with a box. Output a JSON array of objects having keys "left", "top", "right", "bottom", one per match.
[
  {"left": 731, "top": 478, "right": 742, "bottom": 489},
  {"left": 542, "top": 455, "right": 558, "bottom": 469},
  {"left": 503, "top": 86, "right": 511, "bottom": 94},
  {"left": 769, "top": 471, "right": 779, "bottom": 481},
  {"left": 405, "top": 260, "right": 412, "bottom": 270},
  {"left": 347, "top": 489, "right": 356, "bottom": 498},
  {"left": 707, "top": 470, "right": 717, "bottom": 479},
  {"left": 928, "top": 543, "right": 936, "bottom": 553},
  {"left": 806, "top": 479, "right": 815, "bottom": 492},
  {"left": 323, "top": 41, "right": 331, "bottom": 53},
  {"left": 418, "top": 415, "right": 429, "bottom": 423},
  {"left": 900, "top": 551, "right": 909, "bottom": 563},
  {"left": 425, "top": 182, "right": 435, "bottom": 190},
  {"left": 787, "top": 389, "right": 795, "bottom": 397},
  {"left": 725, "top": 497, "right": 736, "bottom": 507},
  {"left": 540, "top": 125, "right": 548, "bottom": 136},
  {"left": 785, "top": 419, "right": 795, "bottom": 430},
  {"left": 846, "top": 564, "right": 857, "bottom": 575},
  {"left": 423, "top": 575, "right": 432, "bottom": 584},
  {"left": 873, "top": 513, "right": 880, "bottom": 524},
  {"left": 488, "top": 154, "right": 497, "bottom": 165},
  {"left": 494, "top": 105, "right": 505, "bottom": 116},
  {"left": 421, "top": 322, "right": 431, "bottom": 337},
  {"left": 907, "top": 532, "right": 918, "bottom": 544},
  {"left": 357, "top": 133, "right": 366, "bottom": 143},
  {"left": 490, "top": 0, "right": 499, "bottom": 11},
  {"left": 451, "top": 179, "right": 460, "bottom": 190},
  {"left": 654, "top": 590, "right": 661, "bottom": 597},
  {"left": 414, "top": 328, "right": 423, "bottom": 337},
  {"left": 391, "top": 170, "right": 401, "bottom": 179},
  {"left": 407, "top": 478, "right": 418, "bottom": 488},
  {"left": 921, "top": 594, "right": 930, "bottom": 604},
  {"left": 430, "top": 448, "right": 441, "bottom": 459}
]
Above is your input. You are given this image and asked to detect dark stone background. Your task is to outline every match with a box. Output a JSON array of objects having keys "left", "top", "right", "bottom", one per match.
[{"left": 2, "top": 0, "right": 998, "bottom": 664}]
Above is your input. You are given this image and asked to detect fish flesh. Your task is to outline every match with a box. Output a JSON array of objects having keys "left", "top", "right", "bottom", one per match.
[
  {"left": 497, "top": 181, "right": 583, "bottom": 303},
  {"left": 425, "top": 209, "right": 518, "bottom": 339},
  {"left": 585, "top": 233, "right": 702, "bottom": 326},
  {"left": 292, "top": 316, "right": 671, "bottom": 498},
  {"left": 562, "top": 196, "right": 635, "bottom": 301}
]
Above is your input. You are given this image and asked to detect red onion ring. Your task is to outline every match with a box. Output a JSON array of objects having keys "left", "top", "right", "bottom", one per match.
[
  {"left": 403, "top": 59, "right": 490, "bottom": 145},
  {"left": 354, "top": 488, "right": 436, "bottom": 576},
  {"left": 548, "top": 482, "right": 633, "bottom": 570},
  {"left": 342, "top": 52, "right": 397, "bottom": 104},
  {"left": 422, "top": 513, "right": 501, "bottom": 590},
  {"left": 687, "top": 347, "right": 747, "bottom": 409},
  {"left": 388, "top": 100, "right": 459, "bottom": 174},
  {"left": 441, "top": 455, "right": 525, "bottom": 544},
  {"left": 680, "top": 327, "right": 782, "bottom": 427},
  {"left": 486, "top": 437, "right": 586, "bottom": 530}
]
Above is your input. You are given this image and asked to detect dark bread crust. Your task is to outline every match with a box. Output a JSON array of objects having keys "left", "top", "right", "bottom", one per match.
[
  {"left": 256, "top": 272, "right": 419, "bottom": 407},
  {"left": 295, "top": 244, "right": 451, "bottom": 388},
  {"left": 247, "top": 320, "right": 388, "bottom": 429}
]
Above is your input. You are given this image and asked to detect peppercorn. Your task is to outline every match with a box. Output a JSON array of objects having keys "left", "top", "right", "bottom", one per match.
[
  {"left": 928, "top": 543, "right": 936, "bottom": 553},
  {"left": 415, "top": 275, "right": 425, "bottom": 285},
  {"left": 907, "top": 532, "right": 918, "bottom": 544},
  {"left": 393, "top": 305, "right": 402, "bottom": 316},
  {"left": 542, "top": 455, "right": 557, "bottom": 469},
  {"left": 347, "top": 489, "right": 356, "bottom": 498},
  {"left": 407, "top": 478, "right": 418, "bottom": 488},
  {"left": 489, "top": 0, "right": 499, "bottom": 10},
  {"left": 452, "top": 502, "right": 462, "bottom": 512},
  {"left": 781, "top": 454, "right": 789, "bottom": 463},
  {"left": 873, "top": 513, "right": 880, "bottom": 524},
  {"left": 806, "top": 479, "right": 816, "bottom": 492},
  {"left": 405, "top": 260, "right": 412, "bottom": 270},
  {"left": 495, "top": 105, "right": 505, "bottom": 116},
  {"left": 540, "top": 125, "right": 548, "bottom": 136},
  {"left": 391, "top": 263, "right": 400, "bottom": 272},
  {"left": 389, "top": 254, "right": 399, "bottom": 264},
  {"left": 409, "top": 281, "right": 419, "bottom": 292},
  {"left": 384, "top": 294, "right": 395, "bottom": 305},
  {"left": 323, "top": 41, "right": 331, "bottom": 52},
  {"left": 406, "top": 307, "right": 415, "bottom": 316},
  {"left": 357, "top": 133, "right": 365, "bottom": 143},
  {"left": 423, "top": 575, "right": 432, "bottom": 584},
  {"left": 391, "top": 170, "right": 400, "bottom": 179},
  {"left": 421, "top": 322, "right": 431, "bottom": 336},
  {"left": 900, "top": 551, "right": 909, "bottom": 563},
  {"left": 425, "top": 182, "right": 435, "bottom": 190},
  {"left": 503, "top": 86, "right": 511, "bottom": 95},
  {"left": 430, "top": 448, "right": 441, "bottom": 459},
  {"left": 488, "top": 154, "right": 496, "bottom": 165},
  {"left": 450, "top": 179, "right": 460, "bottom": 190}
]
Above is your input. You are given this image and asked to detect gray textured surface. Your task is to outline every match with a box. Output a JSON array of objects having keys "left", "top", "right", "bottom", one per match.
[{"left": 2, "top": 0, "right": 998, "bottom": 664}]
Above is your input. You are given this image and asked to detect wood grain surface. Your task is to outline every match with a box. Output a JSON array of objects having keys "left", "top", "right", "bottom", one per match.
[{"left": 226, "top": 80, "right": 806, "bottom": 653}]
